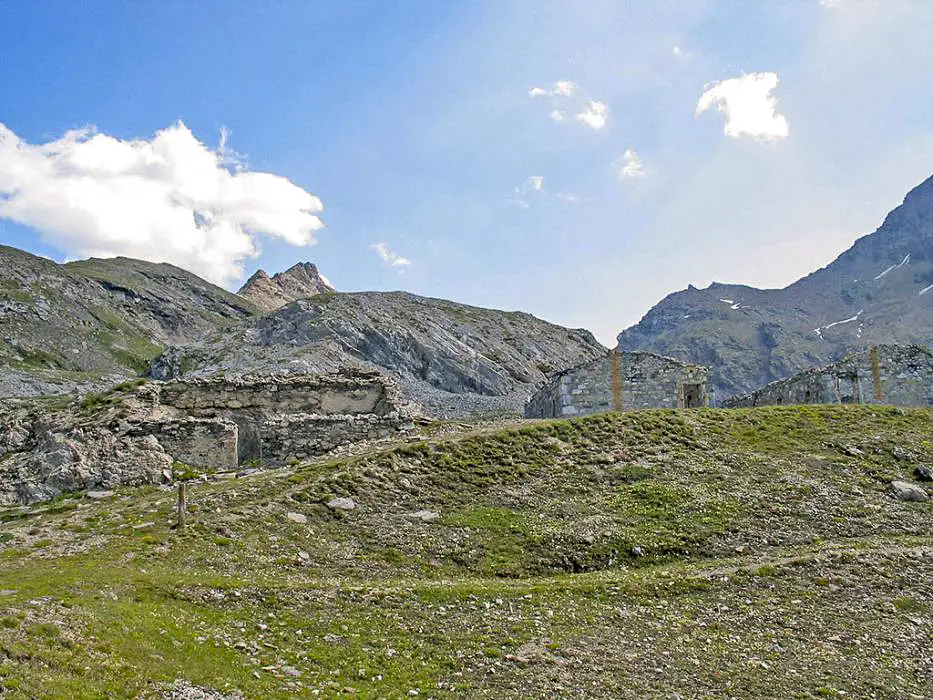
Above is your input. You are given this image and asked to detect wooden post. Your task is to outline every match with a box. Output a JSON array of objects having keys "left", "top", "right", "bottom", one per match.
[
  {"left": 610, "top": 350, "right": 623, "bottom": 412},
  {"left": 177, "top": 481, "right": 187, "bottom": 529}
]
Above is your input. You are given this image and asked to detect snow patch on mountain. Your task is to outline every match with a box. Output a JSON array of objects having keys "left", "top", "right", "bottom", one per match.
[
  {"left": 814, "top": 309, "right": 864, "bottom": 339},
  {"left": 874, "top": 253, "right": 910, "bottom": 280}
]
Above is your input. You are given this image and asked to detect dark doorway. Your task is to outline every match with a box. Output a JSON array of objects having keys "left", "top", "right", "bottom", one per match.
[{"left": 682, "top": 383, "right": 704, "bottom": 408}]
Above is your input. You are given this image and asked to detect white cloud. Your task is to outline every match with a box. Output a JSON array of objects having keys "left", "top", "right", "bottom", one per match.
[
  {"left": 369, "top": 242, "right": 411, "bottom": 267},
  {"left": 553, "top": 80, "right": 578, "bottom": 97},
  {"left": 819, "top": 0, "right": 843, "bottom": 7},
  {"left": 0, "top": 121, "right": 324, "bottom": 285},
  {"left": 556, "top": 192, "right": 579, "bottom": 203},
  {"left": 695, "top": 72, "right": 789, "bottom": 141},
  {"left": 528, "top": 175, "right": 544, "bottom": 191},
  {"left": 550, "top": 110, "right": 566, "bottom": 123},
  {"left": 576, "top": 100, "right": 610, "bottom": 130},
  {"left": 617, "top": 149, "right": 646, "bottom": 180},
  {"left": 672, "top": 45, "right": 684, "bottom": 56},
  {"left": 529, "top": 80, "right": 578, "bottom": 98}
]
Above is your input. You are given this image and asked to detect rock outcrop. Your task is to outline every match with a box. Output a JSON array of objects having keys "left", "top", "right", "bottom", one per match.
[
  {"left": 237, "top": 262, "right": 335, "bottom": 313},
  {"left": 618, "top": 174, "right": 933, "bottom": 400}
]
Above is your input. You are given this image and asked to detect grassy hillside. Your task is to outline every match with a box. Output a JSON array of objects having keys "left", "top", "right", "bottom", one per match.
[{"left": 0, "top": 406, "right": 930, "bottom": 698}]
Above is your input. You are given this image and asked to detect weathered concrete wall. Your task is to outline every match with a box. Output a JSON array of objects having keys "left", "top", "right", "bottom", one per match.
[
  {"left": 525, "top": 351, "right": 710, "bottom": 418},
  {"left": 724, "top": 344, "right": 933, "bottom": 408}
]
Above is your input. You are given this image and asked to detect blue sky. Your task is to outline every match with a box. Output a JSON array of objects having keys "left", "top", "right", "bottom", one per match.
[{"left": 2, "top": 0, "right": 933, "bottom": 344}]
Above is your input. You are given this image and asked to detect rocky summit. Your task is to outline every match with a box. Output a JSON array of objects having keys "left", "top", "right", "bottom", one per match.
[
  {"left": 618, "top": 174, "right": 933, "bottom": 401},
  {"left": 237, "top": 262, "right": 336, "bottom": 313}
]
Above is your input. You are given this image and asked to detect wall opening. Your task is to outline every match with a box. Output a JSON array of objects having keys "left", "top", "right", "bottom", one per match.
[{"left": 682, "top": 383, "right": 703, "bottom": 408}]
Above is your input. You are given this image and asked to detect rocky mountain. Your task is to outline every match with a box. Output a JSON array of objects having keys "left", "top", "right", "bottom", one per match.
[
  {"left": 237, "top": 262, "right": 335, "bottom": 313},
  {"left": 0, "top": 246, "right": 257, "bottom": 396},
  {"left": 618, "top": 174, "right": 933, "bottom": 401},
  {"left": 151, "top": 291, "right": 606, "bottom": 417}
]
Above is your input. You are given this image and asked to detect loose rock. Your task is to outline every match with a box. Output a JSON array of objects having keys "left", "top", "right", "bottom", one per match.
[{"left": 888, "top": 480, "right": 929, "bottom": 502}]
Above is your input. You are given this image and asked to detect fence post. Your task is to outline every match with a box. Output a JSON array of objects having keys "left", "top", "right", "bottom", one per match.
[{"left": 177, "top": 481, "right": 187, "bottom": 529}]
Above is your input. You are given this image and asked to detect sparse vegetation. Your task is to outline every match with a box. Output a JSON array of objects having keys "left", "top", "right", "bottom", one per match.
[{"left": 0, "top": 405, "right": 929, "bottom": 697}]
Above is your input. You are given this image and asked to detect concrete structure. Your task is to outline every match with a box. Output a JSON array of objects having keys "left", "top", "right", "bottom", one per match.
[
  {"left": 723, "top": 344, "right": 933, "bottom": 408},
  {"left": 525, "top": 350, "right": 710, "bottom": 418}
]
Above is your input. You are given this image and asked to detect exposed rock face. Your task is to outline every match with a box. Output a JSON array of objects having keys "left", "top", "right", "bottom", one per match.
[
  {"left": 525, "top": 350, "right": 709, "bottom": 418},
  {"left": 237, "top": 262, "right": 335, "bottom": 313},
  {"left": 723, "top": 344, "right": 933, "bottom": 408},
  {"left": 0, "top": 247, "right": 256, "bottom": 397},
  {"left": 618, "top": 174, "right": 933, "bottom": 400},
  {"left": 151, "top": 291, "right": 606, "bottom": 418}
]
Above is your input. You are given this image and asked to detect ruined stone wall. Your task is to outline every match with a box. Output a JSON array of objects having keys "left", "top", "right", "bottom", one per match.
[
  {"left": 525, "top": 351, "right": 710, "bottom": 418},
  {"left": 724, "top": 344, "right": 933, "bottom": 408},
  {"left": 258, "top": 413, "right": 401, "bottom": 464},
  {"left": 130, "top": 418, "right": 239, "bottom": 471},
  {"left": 154, "top": 371, "right": 409, "bottom": 466},
  {"left": 158, "top": 371, "right": 397, "bottom": 417}
]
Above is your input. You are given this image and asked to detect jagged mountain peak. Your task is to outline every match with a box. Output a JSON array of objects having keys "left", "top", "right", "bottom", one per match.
[{"left": 237, "top": 260, "right": 335, "bottom": 313}]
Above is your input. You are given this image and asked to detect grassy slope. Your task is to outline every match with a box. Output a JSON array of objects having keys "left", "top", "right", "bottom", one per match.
[{"left": 0, "top": 406, "right": 930, "bottom": 698}]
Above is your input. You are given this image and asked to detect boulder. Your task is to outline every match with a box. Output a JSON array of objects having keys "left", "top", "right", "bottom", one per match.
[{"left": 888, "top": 480, "right": 930, "bottom": 502}]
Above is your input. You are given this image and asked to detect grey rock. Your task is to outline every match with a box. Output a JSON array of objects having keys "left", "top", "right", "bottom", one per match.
[
  {"left": 327, "top": 497, "right": 356, "bottom": 511},
  {"left": 407, "top": 509, "right": 440, "bottom": 523},
  {"left": 86, "top": 490, "right": 114, "bottom": 499},
  {"left": 286, "top": 512, "right": 308, "bottom": 524},
  {"left": 914, "top": 465, "right": 933, "bottom": 482},
  {"left": 892, "top": 445, "right": 914, "bottom": 461},
  {"left": 889, "top": 480, "right": 930, "bottom": 502}
]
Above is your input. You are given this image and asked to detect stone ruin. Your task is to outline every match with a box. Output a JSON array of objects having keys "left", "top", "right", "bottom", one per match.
[
  {"left": 525, "top": 350, "right": 710, "bottom": 419},
  {"left": 723, "top": 344, "right": 933, "bottom": 408},
  {"left": 0, "top": 370, "right": 411, "bottom": 504}
]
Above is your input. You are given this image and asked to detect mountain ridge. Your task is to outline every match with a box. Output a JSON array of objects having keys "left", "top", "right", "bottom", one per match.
[{"left": 618, "top": 174, "right": 933, "bottom": 399}]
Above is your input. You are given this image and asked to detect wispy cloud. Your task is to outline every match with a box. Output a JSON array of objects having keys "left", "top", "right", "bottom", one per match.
[
  {"left": 529, "top": 81, "right": 609, "bottom": 130},
  {"left": 528, "top": 80, "right": 578, "bottom": 98},
  {"left": 510, "top": 175, "right": 546, "bottom": 208},
  {"left": 616, "top": 149, "right": 646, "bottom": 180},
  {"left": 695, "top": 72, "right": 789, "bottom": 142},
  {"left": 369, "top": 242, "right": 411, "bottom": 267},
  {"left": 0, "top": 121, "right": 324, "bottom": 285}
]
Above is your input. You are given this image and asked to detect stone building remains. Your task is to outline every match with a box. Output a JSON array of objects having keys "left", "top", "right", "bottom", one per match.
[
  {"left": 723, "top": 344, "right": 933, "bottom": 408},
  {"left": 0, "top": 370, "right": 412, "bottom": 504},
  {"left": 525, "top": 350, "right": 710, "bottom": 418}
]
